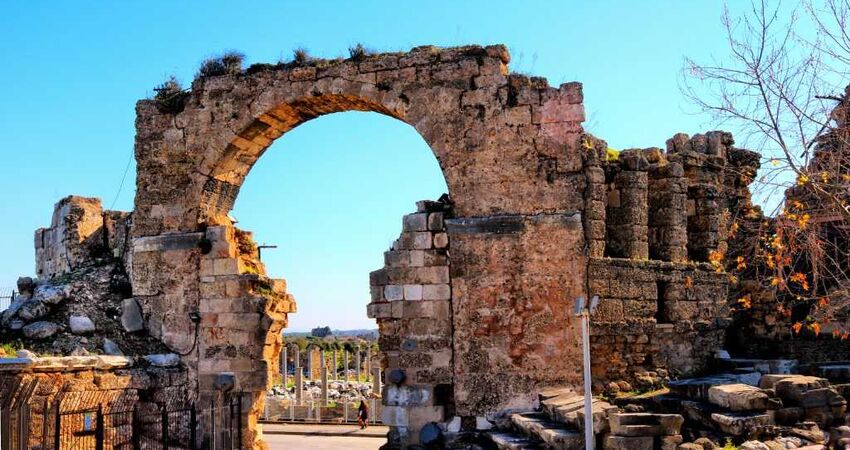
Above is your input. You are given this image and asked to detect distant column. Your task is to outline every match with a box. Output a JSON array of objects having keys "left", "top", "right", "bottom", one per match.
[
  {"left": 321, "top": 367, "right": 329, "bottom": 406},
  {"left": 372, "top": 367, "right": 382, "bottom": 398},
  {"left": 307, "top": 350, "right": 313, "bottom": 380},
  {"left": 281, "top": 347, "right": 288, "bottom": 387},
  {"left": 332, "top": 350, "right": 338, "bottom": 381},
  {"left": 294, "top": 347, "right": 301, "bottom": 370},
  {"left": 295, "top": 369, "right": 303, "bottom": 406},
  {"left": 344, "top": 351, "right": 350, "bottom": 382},
  {"left": 365, "top": 352, "right": 372, "bottom": 382},
  {"left": 356, "top": 347, "right": 362, "bottom": 383},
  {"left": 319, "top": 351, "right": 326, "bottom": 380}
]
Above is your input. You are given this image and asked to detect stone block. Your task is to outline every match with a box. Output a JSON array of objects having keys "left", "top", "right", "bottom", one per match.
[
  {"left": 708, "top": 384, "right": 770, "bottom": 411},
  {"left": 403, "top": 213, "right": 429, "bottom": 231},
  {"left": 413, "top": 232, "right": 433, "bottom": 249},
  {"left": 433, "top": 232, "right": 448, "bottom": 249},
  {"left": 710, "top": 412, "right": 772, "bottom": 436},
  {"left": 775, "top": 376, "right": 831, "bottom": 404},
  {"left": 213, "top": 258, "right": 240, "bottom": 276},
  {"left": 603, "top": 435, "right": 653, "bottom": 450},
  {"left": 422, "top": 284, "right": 451, "bottom": 300},
  {"left": 800, "top": 387, "right": 845, "bottom": 408},
  {"left": 660, "top": 435, "right": 683, "bottom": 450},
  {"left": 404, "top": 284, "right": 423, "bottom": 301},
  {"left": 428, "top": 212, "right": 444, "bottom": 230},
  {"left": 382, "top": 405, "right": 410, "bottom": 427},
  {"left": 385, "top": 285, "right": 404, "bottom": 301}
]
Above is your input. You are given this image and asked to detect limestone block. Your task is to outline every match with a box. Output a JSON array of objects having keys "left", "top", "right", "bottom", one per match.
[
  {"left": 422, "top": 284, "right": 451, "bottom": 300},
  {"left": 404, "top": 285, "right": 424, "bottom": 301},
  {"left": 367, "top": 302, "right": 392, "bottom": 319},
  {"left": 708, "top": 384, "right": 769, "bottom": 411},
  {"left": 427, "top": 212, "right": 444, "bottom": 230},
  {"left": 710, "top": 412, "right": 772, "bottom": 436},
  {"left": 403, "top": 213, "right": 429, "bottom": 231},
  {"left": 413, "top": 232, "right": 433, "bottom": 249},
  {"left": 800, "top": 387, "right": 845, "bottom": 408},
  {"left": 603, "top": 435, "right": 653, "bottom": 450},
  {"left": 660, "top": 435, "right": 683, "bottom": 450},
  {"left": 382, "top": 406, "right": 410, "bottom": 427},
  {"left": 433, "top": 233, "right": 449, "bottom": 249},
  {"left": 775, "top": 376, "right": 831, "bottom": 404},
  {"left": 385, "top": 285, "right": 404, "bottom": 301}
]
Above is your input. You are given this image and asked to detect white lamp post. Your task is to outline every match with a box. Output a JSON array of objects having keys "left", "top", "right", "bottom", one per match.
[{"left": 574, "top": 295, "right": 599, "bottom": 450}]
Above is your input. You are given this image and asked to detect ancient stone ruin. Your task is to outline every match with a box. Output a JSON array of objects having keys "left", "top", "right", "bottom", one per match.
[{"left": 1, "top": 44, "right": 849, "bottom": 450}]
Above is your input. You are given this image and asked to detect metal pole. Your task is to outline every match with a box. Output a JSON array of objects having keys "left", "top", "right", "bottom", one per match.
[{"left": 581, "top": 311, "right": 593, "bottom": 450}]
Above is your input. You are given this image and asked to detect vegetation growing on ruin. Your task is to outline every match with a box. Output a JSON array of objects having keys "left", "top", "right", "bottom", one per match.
[
  {"left": 152, "top": 76, "right": 189, "bottom": 114},
  {"left": 197, "top": 51, "right": 245, "bottom": 78}
]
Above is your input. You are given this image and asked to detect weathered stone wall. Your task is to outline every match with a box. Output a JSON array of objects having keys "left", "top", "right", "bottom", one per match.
[
  {"left": 368, "top": 200, "right": 452, "bottom": 445},
  {"left": 588, "top": 258, "right": 728, "bottom": 387},
  {"left": 35, "top": 196, "right": 131, "bottom": 280},
  {"left": 130, "top": 44, "right": 589, "bottom": 448},
  {"left": 579, "top": 133, "right": 760, "bottom": 389}
]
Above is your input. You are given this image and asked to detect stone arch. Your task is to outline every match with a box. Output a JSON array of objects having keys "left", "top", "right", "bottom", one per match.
[{"left": 131, "top": 44, "right": 590, "bottom": 449}]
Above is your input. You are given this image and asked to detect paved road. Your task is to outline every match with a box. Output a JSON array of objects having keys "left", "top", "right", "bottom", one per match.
[
  {"left": 265, "top": 433, "right": 387, "bottom": 449},
  {"left": 262, "top": 423, "right": 388, "bottom": 449}
]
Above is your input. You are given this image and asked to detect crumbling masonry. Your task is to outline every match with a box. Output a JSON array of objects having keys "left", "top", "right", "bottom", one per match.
[{"left": 1, "top": 44, "right": 785, "bottom": 449}]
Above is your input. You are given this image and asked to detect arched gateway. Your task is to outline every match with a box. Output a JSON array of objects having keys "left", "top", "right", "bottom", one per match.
[{"left": 130, "top": 44, "right": 589, "bottom": 448}]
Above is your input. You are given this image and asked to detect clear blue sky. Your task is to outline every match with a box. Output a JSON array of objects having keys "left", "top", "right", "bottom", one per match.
[{"left": 0, "top": 1, "right": 795, "bottom": 331}]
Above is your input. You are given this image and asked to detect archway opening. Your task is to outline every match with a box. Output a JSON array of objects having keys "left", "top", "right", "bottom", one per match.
[{"left": 219, "top": 109, "right": 450, "bottom": 446}]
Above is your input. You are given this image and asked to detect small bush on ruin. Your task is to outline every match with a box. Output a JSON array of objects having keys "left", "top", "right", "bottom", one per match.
[
  {"left": 152, "top": 76, "right": 189, "bottom": 114},
  {"left": 348, "top": 43, "right": 371, "bottom": 61},
  {"left": 292, "top": 47, "right": 311, "bottom": 66},
  {"left": 197, "top": 51, "right": 245, "bottom": 78}
]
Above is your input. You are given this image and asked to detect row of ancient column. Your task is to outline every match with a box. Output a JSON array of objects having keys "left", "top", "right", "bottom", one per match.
[
  {"left": 279, "top": 347, "right": 376, "bottom": 382},
  {"left": 279, "top": 346, "right": 383, "bottom": 406}
]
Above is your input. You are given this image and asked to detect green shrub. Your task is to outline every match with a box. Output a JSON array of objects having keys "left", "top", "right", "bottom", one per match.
[
  {"left": 292, "top": 47, "right": 311, "bottom": 66},
  {"left": 198, "top": 51, "right": 245, "bottom": 78},
  {"left": 153, "top": 76, "right": 189, "bottom": 114},
  {"left": 348, "top": 43, "right": 371, "bottom": 61}
]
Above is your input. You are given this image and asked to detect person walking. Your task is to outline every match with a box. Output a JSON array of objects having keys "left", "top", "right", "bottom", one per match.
[{"left": 357, "top": 399, "right": 369, "bottom": 429}]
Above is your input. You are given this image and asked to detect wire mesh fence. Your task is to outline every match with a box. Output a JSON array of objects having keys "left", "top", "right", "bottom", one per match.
[
  {"left": 0, "top": 287, "right": 16, "bottom": 313},
  {"left": 0, "top": 381, "right": 246, "bottom": 450}
]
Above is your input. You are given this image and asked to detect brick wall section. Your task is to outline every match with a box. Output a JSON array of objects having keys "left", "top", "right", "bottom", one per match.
[
  {"left": 368, "top": 202, "right": 452, "bottom": 446},
  {"left": 588, "top": 258, "right": 729, "bottom": 385}
]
